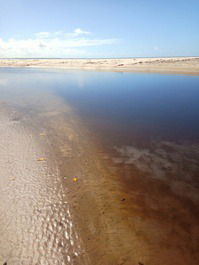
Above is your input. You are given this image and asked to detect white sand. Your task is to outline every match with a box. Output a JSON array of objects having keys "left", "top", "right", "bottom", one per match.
[{"left": 0, "top": 57, "right": 199, "bottom": 75}]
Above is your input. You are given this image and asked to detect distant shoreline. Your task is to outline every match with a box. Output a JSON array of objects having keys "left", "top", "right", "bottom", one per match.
[{"left": 0, "top": 57, "right": 199, "bottom": 75}]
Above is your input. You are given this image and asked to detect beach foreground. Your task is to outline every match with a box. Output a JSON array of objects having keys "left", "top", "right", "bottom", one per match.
[{"left": 0, "top": 57, "right": 199, "bottom": 75}]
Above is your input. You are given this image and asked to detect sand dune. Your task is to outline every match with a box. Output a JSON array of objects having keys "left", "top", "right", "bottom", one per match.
[{"left": 0, "top": 57, "right": 199, "bottom": 75}]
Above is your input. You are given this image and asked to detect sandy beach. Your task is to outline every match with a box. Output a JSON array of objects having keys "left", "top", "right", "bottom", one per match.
[
  {"left": 1, "top": 0, "right": 199, "bottom": 263},
  {"left": 0, "top": 57, "right": 199, "bottom": 75}
]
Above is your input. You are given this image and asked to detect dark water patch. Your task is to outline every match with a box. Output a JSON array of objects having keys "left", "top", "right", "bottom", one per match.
[
  {"left": 1, "top": 68, "right": 199, "bottom": 140},
  {"left": 1, "top": 68, "right": 199, "bottom": 152},
  {"left": 1, "top": 68, "right": 199, "bottom": 160},
  {"left": 52, "top": 71, "right": 199, "bottom": 145}
]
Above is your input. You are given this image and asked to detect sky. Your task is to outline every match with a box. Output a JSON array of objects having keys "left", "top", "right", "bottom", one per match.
[{"left": 0, "top": 0, "right": 199, "bottom": 58}]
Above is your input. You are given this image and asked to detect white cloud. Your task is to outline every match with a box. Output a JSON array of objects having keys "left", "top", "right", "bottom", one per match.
[
  {"left": 34, "top": 32, "right": 51, "bottom": 38},
  {"left": 34, "top": 28, "right": 91, "bottom": 39},
  {"left": 73, "top": 28, "right": 91, "bottom": 36},
  {"left": 0, "top": 29, "right": 117, "bottom": 58}
]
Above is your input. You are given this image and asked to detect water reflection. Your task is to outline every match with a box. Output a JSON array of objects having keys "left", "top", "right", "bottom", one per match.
[
  {"left": 54, "top": 71, "right": 199, "bottom": 143},
  {"left": 1, "top": 68, "right": 199, "bottom": 146}
]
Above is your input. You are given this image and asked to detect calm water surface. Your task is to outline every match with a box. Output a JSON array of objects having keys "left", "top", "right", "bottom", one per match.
[
  {"left": 54, "top": 70, "right": 199, "bottom": 144},
  {"left": 2, "top": 68, "right": 199, "bottom": 144},
  {"left": 1, "top": 67, "right": 199, "bottom": 188},
  {"left": 0, "top": 68, "right": 199, "bottom": 264}
]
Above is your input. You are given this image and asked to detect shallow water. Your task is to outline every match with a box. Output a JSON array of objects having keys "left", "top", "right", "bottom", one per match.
[
  {"left": 0, "top": 68, "right": 199, "bottom": 265},
  {"left": 0, "top": 113, "right": 82, "bottom": 265},
  {"left": 1, "top": 68, "right": 199, "bottom": 143}
]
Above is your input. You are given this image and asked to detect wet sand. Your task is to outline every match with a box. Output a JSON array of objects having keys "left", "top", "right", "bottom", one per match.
[
  {"left": 0, "top": 57, "right": 199, "bottom": 75},
  {"left": 0, "top": 103, "right": 90, "bottom": 265},
  {"left": 0, "top": 68, "right": 199, "bottom": 265}
]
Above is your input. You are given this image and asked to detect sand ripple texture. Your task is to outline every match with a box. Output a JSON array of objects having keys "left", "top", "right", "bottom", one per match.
[{"left": 0, "top": 113, "right": 83, "bottom": 265}]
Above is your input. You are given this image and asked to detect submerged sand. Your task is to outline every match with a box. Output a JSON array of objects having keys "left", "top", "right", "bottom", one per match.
[
  {"left": 0, "top": 57, "right": 199, "bottom": 75},
  {"left": 0, "top": 104, "right": 90, "bottom": 265},
  {"left": 0, "top": 67, "right": 199, "bottom": 264},
  {"left": 0, "top": 92, "right": 199, "bottom": 265}
]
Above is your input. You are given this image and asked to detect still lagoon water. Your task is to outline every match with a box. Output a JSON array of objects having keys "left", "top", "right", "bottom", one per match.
[
  {"left": 1, "top": 68, "right": 199, "bottom": 143},
  {"left": 0, "top": 67, "right": 199, "bottom": 265}
]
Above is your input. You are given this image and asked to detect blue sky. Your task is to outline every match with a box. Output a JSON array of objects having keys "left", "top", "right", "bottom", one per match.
[{"left": 0, "top": 0, "right": 199, "bottom": 58}]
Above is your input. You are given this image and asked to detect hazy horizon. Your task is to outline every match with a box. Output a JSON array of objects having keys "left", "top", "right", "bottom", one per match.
[{"left": 1, "top": 56, "right": 199, "bottom": 60}]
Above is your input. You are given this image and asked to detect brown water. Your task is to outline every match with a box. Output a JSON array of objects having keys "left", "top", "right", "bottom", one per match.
[{"left": 0, "top": 68, "right": 199, "bottom": 265}]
